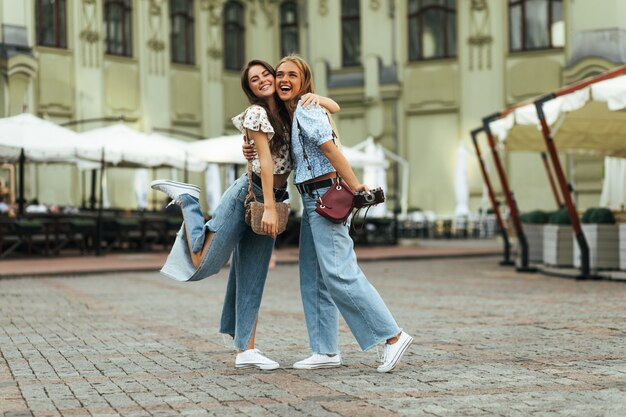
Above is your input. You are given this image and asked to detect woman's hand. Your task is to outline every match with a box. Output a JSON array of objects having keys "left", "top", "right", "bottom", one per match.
[
  {"left": 262, "top": 206, "right": 278, "bottom": 237},
  {"left": 242, "top": 139, "right": 256, "bottom": 161},
  {"left": 352, "top": 183, "right": 372, "bottom": 195},
  {"left": 300, "top": 93, "right": 320, "bottom": 109}
]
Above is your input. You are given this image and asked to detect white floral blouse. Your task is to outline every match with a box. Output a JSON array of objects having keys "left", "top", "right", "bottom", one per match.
[{"left": 232, "top": 105, "right": 292, "bottom": 175}]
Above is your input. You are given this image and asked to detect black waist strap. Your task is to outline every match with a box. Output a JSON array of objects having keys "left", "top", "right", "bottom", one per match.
[
  {"left": 251, "top": 172, "right": 289, "bottom": 199},
  {"left": 295, "top": 177, "right": 341, "bottom": 196}
]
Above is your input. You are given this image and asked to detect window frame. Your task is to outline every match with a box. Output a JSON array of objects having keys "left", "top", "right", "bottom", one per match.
[
  {"left": 279, "top": 1, "right": 299, "bottom": 57},
  {"left": 408, "top": 0, "right": 457, "bottom": 62},
  {"left": 508, "top": 0, "right": 564, "bottom": 52},
  {"left": 35, "top": 0, "right": 67, "bottom": 49},
  {"left": 104, "top": 0, "right": 133, "bottom": 57},
  {"left": 223, "top": 1, "right": 245, "bottom": 71},
  {"left": 341, "top": 0, "right": 361, "bottom": 67},
  {"left": 170, "top": 0, "right": 195, "bottom": 65}
]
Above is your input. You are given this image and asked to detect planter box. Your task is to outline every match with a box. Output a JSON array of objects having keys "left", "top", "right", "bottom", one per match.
[
  {"left": 523, "top": 224, "right": 544, "bottom": 263},
  {"left": 543, "top": 225, "right": 573, "bottom": 267},
  {"left": 574, "top": 224, "right": 619, "bottom": 270},
  {"left": 619, "top": 224, "right": 626, "bottom": 270}
]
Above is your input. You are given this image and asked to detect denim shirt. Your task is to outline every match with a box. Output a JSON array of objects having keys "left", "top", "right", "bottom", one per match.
[{"left": 292, "top": 102, "right": 337, "bottom": 184}]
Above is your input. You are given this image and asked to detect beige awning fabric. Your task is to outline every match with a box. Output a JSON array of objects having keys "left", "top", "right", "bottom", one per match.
[{"left": 488, "top": 70, "right": 626, "bottom": 157}]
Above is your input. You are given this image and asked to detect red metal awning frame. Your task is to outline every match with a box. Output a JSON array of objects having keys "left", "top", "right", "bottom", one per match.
[{"left": 473, "top": 64, "right": 626, "bottom": 279}]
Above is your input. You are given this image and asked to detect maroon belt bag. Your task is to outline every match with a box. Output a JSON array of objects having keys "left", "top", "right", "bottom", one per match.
[{"left": 315, "top": 181, "right": 354, "bottom": 224}]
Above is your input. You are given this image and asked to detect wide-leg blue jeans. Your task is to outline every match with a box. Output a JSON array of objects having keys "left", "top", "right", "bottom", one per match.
[
  {"left": 298, "top": 186, "right": 401, "bottom": 353},
  {"left": 176, "top": 174, "right": 282, "bottom": 350}
]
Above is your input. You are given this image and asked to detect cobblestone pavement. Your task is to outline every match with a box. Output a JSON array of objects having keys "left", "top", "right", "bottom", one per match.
[{"left": 1, "top": 257, "right": 625, "bottom": 417}]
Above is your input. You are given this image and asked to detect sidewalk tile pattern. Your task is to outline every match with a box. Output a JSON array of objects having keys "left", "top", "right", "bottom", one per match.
[{"left": 1, "top": 257, "right": 625, "bottom": 416}]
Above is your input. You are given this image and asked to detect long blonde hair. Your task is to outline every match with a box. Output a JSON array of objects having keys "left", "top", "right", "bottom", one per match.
[{"left": 276, "top": 54, "right": 315, "bottom": 114}]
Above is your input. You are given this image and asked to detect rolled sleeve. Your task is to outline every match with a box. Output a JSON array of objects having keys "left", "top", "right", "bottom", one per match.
[{"left": 296, "top": 104, "right": 334, "bottom": 146}]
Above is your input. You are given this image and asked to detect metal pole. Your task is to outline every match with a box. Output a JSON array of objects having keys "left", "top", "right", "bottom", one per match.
[
  {"left": 471, "top": 128, "right": 513, "bottom": 266},
  {"left": 95, "top": 149, "right": 105, "bottom": 256},
  {"left": 535, "top": 96, "right": 590, "bottom": 279},
  {"left": 18, "top": 148, "right": 25, "bottom": 216},
  {"left": 89, "top": 169, "right": 97, "bottom": 210},
  {"left": 483, "top": 115, "right": 535, "bottom": 273},
  {"left": 541, "top": 152, "right": 563, "bottom": 208}
]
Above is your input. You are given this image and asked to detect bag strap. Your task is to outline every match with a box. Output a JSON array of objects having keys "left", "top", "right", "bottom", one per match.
[
  {"left": 296, "top": 116, "right": 341, "bottom": 203},
  {"left": 243, "top": 125, "right": 258, "bottom": 206}
]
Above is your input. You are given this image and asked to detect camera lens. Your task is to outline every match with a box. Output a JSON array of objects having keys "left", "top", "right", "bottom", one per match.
[{"left": 364, "top": 194, "right": 375, "bottom": 203}]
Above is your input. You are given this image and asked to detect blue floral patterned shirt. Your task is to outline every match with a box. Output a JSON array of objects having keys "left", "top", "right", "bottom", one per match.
[{"left": 291, "top": 102, "right": 337, "bottom": 184}]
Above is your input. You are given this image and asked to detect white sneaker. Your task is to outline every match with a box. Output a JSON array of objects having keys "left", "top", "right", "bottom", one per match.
[
  {"left": 377, "top": 331, "right": 413, "bottom": 373},
  {"left": 293, "top": 353, "right": 342, "bottom": 369},
  {"left": 150, "top": 179, "right": 201, "bottom": 201},
  {"left": 235, "top": 349, "right": 279, "bottom": 371}
]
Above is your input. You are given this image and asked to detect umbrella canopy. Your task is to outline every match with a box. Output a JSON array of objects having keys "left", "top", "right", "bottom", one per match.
[
  {"left": 78, "top": 124, "right": 205, "bottom": 170},
  {"left": 188, "top": 134, "right": 389, "bottom": 168},
  {"left": 488, "top": 70, "right": 626, "bottom": 157},
  {"left": 0, "top": 113, "right": 83, "bottom": 162}
]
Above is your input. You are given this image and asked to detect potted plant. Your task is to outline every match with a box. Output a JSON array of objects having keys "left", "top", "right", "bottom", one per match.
[
  {"left": 574, "top": 208, "right": 618, "bottom": 270},
  {"left": 543, "top": 208, "right": 573, "bottom": 267},
  {"left": 520, "top": 210, "right": 550, "bottom": 263}
]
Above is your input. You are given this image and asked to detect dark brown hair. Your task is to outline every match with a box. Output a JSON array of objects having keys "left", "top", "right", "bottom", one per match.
[{"left": 240, "top": 59, "right": 290, "bottom": 154}]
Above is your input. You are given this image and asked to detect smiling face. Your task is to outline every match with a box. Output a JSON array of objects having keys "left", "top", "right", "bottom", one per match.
[
  {"left": 275, "top": 61, "right": 304, "bottom": 102},
  {"left": 247, "top": 64, "right": 276, "bottom": 99}
]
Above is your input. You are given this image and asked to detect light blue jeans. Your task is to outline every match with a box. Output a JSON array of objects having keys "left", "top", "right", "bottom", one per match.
[
  {"left": 298, "top": 185, "right": 401, "bottom": 353},
  {"left": 179, "top": 174, "right": 286, "bottom": 350}
]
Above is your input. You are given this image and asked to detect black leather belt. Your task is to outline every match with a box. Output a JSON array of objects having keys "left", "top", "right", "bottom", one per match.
[
  {"left": 295, "top": 177, "right": 341, "bottom": 196},
  {"left": 251, "top": 172, "right": 289, "bottom": 199}
]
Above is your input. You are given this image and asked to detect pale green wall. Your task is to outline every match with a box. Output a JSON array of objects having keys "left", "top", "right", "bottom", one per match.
[{"left": 1, "top": 0, "right": 619, "bottom": 214}]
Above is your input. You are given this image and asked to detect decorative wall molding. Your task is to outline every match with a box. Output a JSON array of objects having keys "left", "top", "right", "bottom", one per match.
[
  {"left": 467, "top": 0, "right": 492, "bottom": 71},
  {"left": 80, "top": 0, "right": 101, "bottom": 67},
  {"left": 203, "top": 0, "right": 224, "bottom": 79},
  {"left": 246, "top": 0, "right": 278, "bottom": 26},
  {"left": 147, "top": 0, "right": 166, "bottom": 75},
  {"left": 318, "top": 0, "right": 328, "bottom": 16}
]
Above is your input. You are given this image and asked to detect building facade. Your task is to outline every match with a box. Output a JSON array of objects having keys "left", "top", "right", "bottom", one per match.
[{"left": 0, "top": 0, "right": 624, "bottom": 213}]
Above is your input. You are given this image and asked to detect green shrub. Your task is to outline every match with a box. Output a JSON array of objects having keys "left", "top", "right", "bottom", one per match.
[
  {"left": 549, "top": 208, "right": 571, "bottom": 225},
  {"left": 582, "top": 207, "right": 616, "bottom": 224},
  {"left": 520, "top": 210, "right": 550, "bottom": 224}
]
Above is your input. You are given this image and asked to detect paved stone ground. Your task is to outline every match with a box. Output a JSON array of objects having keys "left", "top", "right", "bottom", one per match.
[{"left": 1, "top": 257, "right": 625, "bottom": 417}]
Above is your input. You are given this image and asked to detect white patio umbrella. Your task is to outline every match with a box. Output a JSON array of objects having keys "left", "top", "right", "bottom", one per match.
[
  {"left": 78, "top": 124, "right": 204, "bottom": 170},
  {"left": 361, "top": 139, "right": 389, "bottom": 217},
  {"left": 0, "top": 113, "right": 92, "bottom": 214},
  {"left": 188, "top": 134, "right": 388, "bottom": 168},
  {"left": 454, "top": 143, "right": 470, "bottom": 216},
  {"left": 0, "top": 113, "right": 83, "bottom": 162}
]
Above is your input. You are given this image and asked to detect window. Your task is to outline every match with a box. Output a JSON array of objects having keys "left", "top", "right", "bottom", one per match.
[
  {"left": 280, "top": 1, "right": 299, "bottom": 56},
  {"left": 170, "top": 0, "right": 195, "bottom": 64},
  {"left": 341, "top": 0, "right": 360, "bottom": 66},
  {"left": 104, "top": 0, "right": 133, "bottom": 57},
  {"left": 408, "top": 0, "right": 457, "bottom": 61},
  {"left": 509, "top": 0, "right": 564, "bottom": 51},
  {"left": 223, "top": 1, "right": 245, "bottom": 71},
  {"left": 35, "top": 0, "right": 67, "bottom": 48}
]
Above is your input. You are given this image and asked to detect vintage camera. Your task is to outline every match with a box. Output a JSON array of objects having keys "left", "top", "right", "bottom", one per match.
[{"left": 353, "top": 188, "right": 385, "bottom": 209}]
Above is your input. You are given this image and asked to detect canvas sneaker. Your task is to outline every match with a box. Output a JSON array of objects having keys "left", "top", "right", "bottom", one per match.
[
  {"left": 293, "top": 353, "right": 342, "bottom": 369},
  {"left": 377, "top": 331, "right": 413, "bottom": 373},
  {"left": 150, "top": 179, "right": 201, "bottom": 201},
  {"left": 235, "top": 349, "right": 280, "bottom": 371}
]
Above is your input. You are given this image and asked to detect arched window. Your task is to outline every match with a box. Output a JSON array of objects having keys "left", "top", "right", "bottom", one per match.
[
  {"left": 223, "top": 1, "right": 245, "bottom": 71},
  {"left": 341, "top": 0, "right": 361, "bottom": 67},
  {"left": 408, "top": 0, "right": 457, "bottom": 61},
  {"left": 170, "top": 0, "right": 195, "bottom": 64},
  {"left": 509, "top": 0, "right": 564, "bottom": 51},
  {"left": 104, "top": 0, "right": 133, "bottom": 57},
  {"left": 280, "top": 1, "right": 299, "bottom": 56},
  {"left": 35, "top": 0, "right": 67, "bottom": 48}
]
